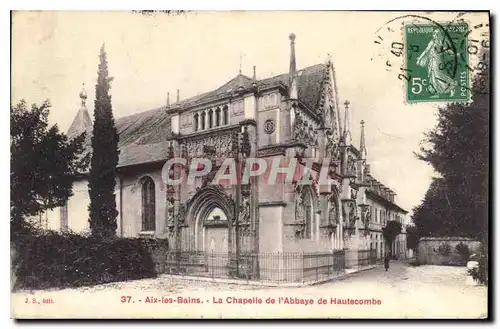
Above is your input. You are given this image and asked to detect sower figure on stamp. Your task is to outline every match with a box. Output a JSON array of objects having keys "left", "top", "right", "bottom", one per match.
[
  {"left": 416, "top": 29, "right": 458, "bottom": 97},
  {"left": 384, "top": 252, "right": 390, "bottom": 272}
]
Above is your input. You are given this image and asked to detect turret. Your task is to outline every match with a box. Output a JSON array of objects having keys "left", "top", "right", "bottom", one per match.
[{"left": 67, "top": 83, "right": 92, "bottom": 139}]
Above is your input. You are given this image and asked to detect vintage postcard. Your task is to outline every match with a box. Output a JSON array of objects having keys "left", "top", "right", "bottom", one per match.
[{"left": 10, "top": 11, "right": 490, "bottom": 319}]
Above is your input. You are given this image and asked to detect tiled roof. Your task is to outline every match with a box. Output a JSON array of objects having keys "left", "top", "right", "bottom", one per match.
[
  {"left": 72, "top": 63, "right": 327, "bottom": 169},
  {"left": 67, "top": 106, "right": 92, "bottom": 140},
  {"left": 75, "top": 106, "right": 172, "bottom": 169},
  {"left": 259, "top": 63, "right": 326, "bottom": 113},
  {"left": 167, "top": 63, "right": 328, "bottom": 113}
]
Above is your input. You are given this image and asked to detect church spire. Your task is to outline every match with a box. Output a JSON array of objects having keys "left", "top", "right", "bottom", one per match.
[
  {"left": 288, "top": 32, "right": 298, "bottom": 100},
  {"left": 67, "top": 83, "right": 92, "bottom": 139},
  {"left": 342, "top": 100, "right": 352, "bottom": 144},
  {"left": 360, "top": 119, "right": 367, "bottom": 159},
  {"left": 289, "top": 33, "right": 296, "bottom": 76}
]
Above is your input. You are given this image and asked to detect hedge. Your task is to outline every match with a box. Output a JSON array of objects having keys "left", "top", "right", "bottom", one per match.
[{"left": 11, "top": 229, "right": 166, "bottom": 291}]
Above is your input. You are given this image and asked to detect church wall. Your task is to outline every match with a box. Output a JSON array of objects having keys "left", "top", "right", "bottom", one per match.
[
  {"left": 258, "top": 108, "right": 279, "bottom": 147},
  {"left": 230, "top": 99, "right": 245, "bottom": 125},
  {"left": 43, "top": 179, "right": 95, "bottom": 234},
  {"left": 258, "top": 91, "right": 281, "bottom": 147},
  {"left": 119, "top": 169, "right": 166, "bottom": 238},
  {"left": 45, "top": 208, "right": 60, "bottom": 231},
  {"left": 66, "top": 179, "right": 91, "bottom": 234},
  {"left": 257, "top": 172, "right": 284, "bottom": 253},
  {"left": 279, "top": 178, "right": 331, "bottom": 254},
  {"left": 258, "top": 205, "right": 282, "bottom": 253}
]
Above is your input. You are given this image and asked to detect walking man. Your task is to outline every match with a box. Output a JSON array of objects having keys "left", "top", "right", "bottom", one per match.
[{"left": 384, "top": 252, "right": 390, "bottom": 272}]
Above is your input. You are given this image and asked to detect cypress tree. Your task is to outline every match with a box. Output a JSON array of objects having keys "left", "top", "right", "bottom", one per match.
[{"left": 88, "top": 44, "right": 120, "bottom": 238}]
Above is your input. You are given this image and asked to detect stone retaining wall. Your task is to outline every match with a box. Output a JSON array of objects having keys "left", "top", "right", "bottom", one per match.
[{"left": 417, "top": 237, "right": 480, "bottom": 266}]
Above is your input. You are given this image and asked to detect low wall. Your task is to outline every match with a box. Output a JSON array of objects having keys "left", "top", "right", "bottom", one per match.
[{"left": 417, "top": 237, "right": 480, "bottom": 266}]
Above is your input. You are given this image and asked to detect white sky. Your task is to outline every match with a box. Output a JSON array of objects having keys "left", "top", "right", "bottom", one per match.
[{"left": 11, "top": 11, "right": 489, "bottom": 215}]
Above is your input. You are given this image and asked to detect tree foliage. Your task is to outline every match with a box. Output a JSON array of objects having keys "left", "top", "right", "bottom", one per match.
[
  {"left": 412, "top": 50, "right": 489, "bottom": 242},
  {"left": 382, "top": 220, "right": 402, "bottom": 252},
  {"left": 11, "top": 100, "right": 85, "bottom": 236},
  {"left": 88, "top": 44, "right": 120, "bottom": 238},
  {"left": 406, "top": 225, "right": 419, "bottom": 251}
]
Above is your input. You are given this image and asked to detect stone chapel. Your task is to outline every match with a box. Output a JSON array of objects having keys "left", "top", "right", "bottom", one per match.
[{"left": 42, "top": 33, "right": 408, "bottom": 279}]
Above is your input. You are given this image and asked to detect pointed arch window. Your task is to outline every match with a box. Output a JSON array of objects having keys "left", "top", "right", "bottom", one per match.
[
  {"left": 208, "top": 109, "right": 214, "bottom": 128},
  {"left": 200, "top": 111, "right": 206, "bottom": 130},
  {"left": 141, "top": 177, "right": 156, "bottom": 232},
  {"left": 222, "top": 105, "right": 229, "bottom": 125},
  {"left": 194, "top": 113, "right": 199, "bottom": 132},
  {"left": 215, "top": 107, "right": 221, "bottom": 127},
  {"left": 302, "top": 188, "right": 313, "bottom": 239}
]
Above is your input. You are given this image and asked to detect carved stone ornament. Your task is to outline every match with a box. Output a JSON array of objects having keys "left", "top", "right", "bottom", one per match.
[
  {"left": 240, "top": 225, "right": 254, "bottom": 237},
  {"left": 293, "top": 112, "right": 304, "bottom": 140},
  {"left": 316, "top": 197, "right": 322, "bottom": 214},
  {"left": 263, "top": 93, "right": 278, "bottom": 109},
  {"left": 257, "top": 145, "right": 287, "bottom": 157},
  {"left": 231, "top": 100, "right": 244, "bottom": 116},
  {"left": 350, "top": 188, "right": 358, "bottom": 201},
  {"left": 167, "top": 143, "right": 175, "bottom": 160},
  {"left": 361, "top": 205, "right": 371, "bottom": 229},
  {"left": 325, "top": 131, "right": 340, "bottom": 162},
  {"left": 347, "top": 154, "right": 357, "bottom": 177},
  {"left": 166, "top": 185, "right": 176, "bottom": 227},
  {"left": 201, "top": 168, "right": 217, "bottom": 188},
  {"left": 348, "top": 203, "right": 357, "bottom": 227},
  {"left": 294, "top": 185, "right": 305, "bottom": 223},
  {"left": 329, "top": 195, "right": 339, "bottom": 226},
  {"left": 180, "top": 113, "right": 193, "bottom": 128},
  {"left": 238, "top": 182, "right": 251, "bottom": 225},
  {"left": 175, "top": 203, "right": 187, "bottom": 227},
  {"left": 239, "top": 198, "right": 251, "bottom": 225},
  {"left": 240, "top": 126, "right": 251, "bottom": 158},
  {"left": 324, "top": 103, "right": 333, "bottom": 129},
  {"left": 183, "top": 127, "right": 240, "bottom": 166},
  {"left": 342, "top": 199, "right": 357, "bottom": 228},
  {"left": 263, "top": 119, "right": 276, "bottom": 135},
  {"left": 294, "top": 225, "right": 306, "bottom": 238}
]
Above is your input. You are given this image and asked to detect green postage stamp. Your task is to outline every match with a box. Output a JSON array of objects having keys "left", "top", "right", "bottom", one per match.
[{"left": 405, "top": 22, "right": 469, "bottom": 102}]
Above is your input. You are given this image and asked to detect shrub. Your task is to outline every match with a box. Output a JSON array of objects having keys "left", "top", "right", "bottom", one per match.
[
  {"left": 455, "top": 242, "right": 470, "bottom": 264},
  {"left": 470, "top": 243, "right": 488, "bottom": 285},
  {"left": 11, "top": 229, "right": 160, "bottom": 291},
  {"left": 437, "top": 242, "right": 452, "bottom": 256}
]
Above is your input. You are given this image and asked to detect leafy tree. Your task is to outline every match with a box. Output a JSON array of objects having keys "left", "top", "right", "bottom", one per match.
[
  {"left": 406, "top": 225, "right": 419, "bottom": 251},
  {"left": 437, "top": 242, "right": 452, "bottom": 256},
  {"left": 413, "top": 50, "right": 489, "bottom": 242},
  {"left": 382, "top": 220, "right": 402, "bottom": 255},
  {"left": 88, "top": 44, "right": 120, "bottom": 238},
  {"left": 11, "top": 100, "right": 85, "bottom": 237},
  {"left": 412, "top": 177, "right": 458, "bottom": 237},
  {"left": 455, "top": 242, "right": 470, "bottom": 264}
]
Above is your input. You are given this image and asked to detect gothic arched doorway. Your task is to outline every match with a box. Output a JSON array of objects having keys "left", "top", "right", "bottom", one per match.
[
  {"left": 185, "top": 185, "right": 235, "bottom": 275},
  {"left": 187, "top": 185, "right": 234, "bottom": 257},
  {"left": 196, "top": 206, "right": 229, "bottom": 254}
]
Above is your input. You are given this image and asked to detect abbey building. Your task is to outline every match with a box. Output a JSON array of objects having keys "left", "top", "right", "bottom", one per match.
[{"left": 42, "top": 33, "right": 408, "bottom": 278}]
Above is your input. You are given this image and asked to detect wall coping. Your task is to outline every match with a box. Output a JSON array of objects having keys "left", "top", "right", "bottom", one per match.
[
  {"left": 419, "top": 237, "right": 478, "bottom": 242},
  {"left": 259, "top": 201, "right": 287, "bottom": 207}
]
